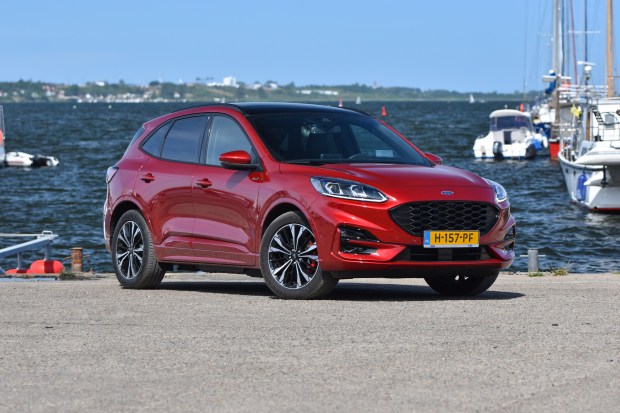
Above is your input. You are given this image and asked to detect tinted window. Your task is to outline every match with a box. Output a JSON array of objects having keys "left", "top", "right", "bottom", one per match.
[
  {"left": 141, "top": 123, "right": 170, "bottom": 157},
  {"left": 350, "top": 124, "right": 393, "bottom": 157},
  {"left": 205, "top": 116, "right": 253, "bottom": 165},
  {"left": 161, "top": 116, "right": 207, "bottom": 163},
  {"left": 491, "top": 116, "right": 532, "bottom": 131},
  {"left": 250, "top": 113, "right": 431, "bottom": 166},
  {"left": 124, "top": 127, "right": 145, "bottom": 156}
]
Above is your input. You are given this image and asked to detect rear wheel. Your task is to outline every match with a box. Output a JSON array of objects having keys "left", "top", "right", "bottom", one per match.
[
  {"left": 112, "top": 210, "right": 165, "bottom": 289},
  {"left": 424, "top": 271, "right": 499, "bottom": 296},
  {"left": 260, "top": 211, "right": 338, "bottom": 299}
]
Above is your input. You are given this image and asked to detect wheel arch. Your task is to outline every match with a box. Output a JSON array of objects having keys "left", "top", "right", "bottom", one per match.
[
  {"left": 261, "top": 202, "right": 308, "bottom": 237},
  {"left": 110, "top": 200, "right": 144, "bottom": 240}
]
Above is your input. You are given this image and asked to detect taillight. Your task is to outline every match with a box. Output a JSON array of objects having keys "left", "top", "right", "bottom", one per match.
[{"left": 106, "top": 166, "right": 119, "bottom": 183}]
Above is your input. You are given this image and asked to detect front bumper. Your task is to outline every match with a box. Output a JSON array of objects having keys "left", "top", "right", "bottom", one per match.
[{"left": 307, "top": 189, "right": 515, "bottom": 277}]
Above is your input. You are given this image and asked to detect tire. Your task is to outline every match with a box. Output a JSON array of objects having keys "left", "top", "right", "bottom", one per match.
[
  {"left": 260, "top": 211, "right": 338, "bottom": 299},
  {"left": 424, "top": 270, "right": 499, "bottom": 296},
  {"left": 111, "top": 210, "right": 165, "bottom": 289}
]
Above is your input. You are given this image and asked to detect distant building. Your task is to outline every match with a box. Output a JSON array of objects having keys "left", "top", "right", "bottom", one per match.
[
  {"left": 207, "top": 76, "right": 239, "bottom": 88},
  {"left": 222, "top": 76, "right": 237, "bottom": 87}
]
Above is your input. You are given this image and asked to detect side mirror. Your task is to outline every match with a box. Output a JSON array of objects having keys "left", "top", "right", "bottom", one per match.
[
  {"left": 425, "top": 153, "right": 442, "bottom": 165},
  {"left": 219, "top": 150, "right": 259, "bottom": 170}
]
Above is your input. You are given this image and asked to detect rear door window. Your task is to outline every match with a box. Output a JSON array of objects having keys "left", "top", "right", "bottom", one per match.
[{"left": 161, "top": 116, "right": 207, "bottom": 163}]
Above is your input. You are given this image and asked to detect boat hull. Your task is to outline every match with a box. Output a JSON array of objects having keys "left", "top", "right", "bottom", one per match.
[
  {"left": 4, "top": 151, "right": 59, "bottom": 168},
  {"left": 559, "top": 152, "right": 620, "bottom": 212}
]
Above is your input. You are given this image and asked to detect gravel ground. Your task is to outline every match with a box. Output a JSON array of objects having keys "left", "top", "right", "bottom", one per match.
[{"left": 0, "top": 272, "right": 619, "bottom": 412}]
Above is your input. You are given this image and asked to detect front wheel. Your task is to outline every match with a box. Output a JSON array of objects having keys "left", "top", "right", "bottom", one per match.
[
  {"left": 260, "top": 211, "right": 338, "bottom": 299},
  {"left": 424, "top": 271, "right": 499, "bottom": 296},
  {"left": 111, "top": 210, "right": 165, "bottom": 289}
]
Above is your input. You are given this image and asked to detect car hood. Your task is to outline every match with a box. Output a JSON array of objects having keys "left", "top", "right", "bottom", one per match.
[{"left": 307, "top": 163, "right": 489, "bottom": 188}]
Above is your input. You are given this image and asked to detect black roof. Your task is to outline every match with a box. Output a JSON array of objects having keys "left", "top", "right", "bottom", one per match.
[
  {"left": 173, "top": 102, "right": 371, "bottom": 117},
  {"left": 235, "top": 102, "right": 370, "bottom": 117}
]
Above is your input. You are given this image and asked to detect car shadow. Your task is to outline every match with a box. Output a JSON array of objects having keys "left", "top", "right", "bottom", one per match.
[{"left": 159, "top": 280, "right": 524, "bottom": 301}]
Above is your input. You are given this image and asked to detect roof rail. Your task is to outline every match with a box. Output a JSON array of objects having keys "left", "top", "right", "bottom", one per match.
[
  {"left": 172, "top": 103, "right": 245, "bottom": 115},
  {"left": 336, "top": 106, "right": 372, "bottom": 117}
]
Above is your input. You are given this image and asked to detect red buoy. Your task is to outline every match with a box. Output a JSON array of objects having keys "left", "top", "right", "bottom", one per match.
[
  {"left": 28, "top": 260, "right": 64, "bottom": 274},
  {"left": 5, "top": 268, "right": 29, "bottom": 274},
  {"left": 381, "top": 106, "right": 387, "bottom": 116}
]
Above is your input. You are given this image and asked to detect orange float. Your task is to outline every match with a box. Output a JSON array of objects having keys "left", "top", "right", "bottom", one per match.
[{"left": 28, "top": 260, "right": 64, "bottom": 274}]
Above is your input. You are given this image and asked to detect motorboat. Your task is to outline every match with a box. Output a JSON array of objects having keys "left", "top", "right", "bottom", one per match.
[
  {"left": 4, "top": 151, "right": 60, "bottom": 167},
  {"left": 473, "top": 109, "right": 549, "bottom": 160},
  {"left": 0, "top": 105, "right": 59, "bottom": 168},
  {"left": 558, "top": 98, "right": 620, "bottom": 212}
]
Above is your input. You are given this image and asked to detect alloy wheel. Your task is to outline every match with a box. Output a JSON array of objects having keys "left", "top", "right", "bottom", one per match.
[
  {"left": 268, "top": 223, "right": 319, "bottom": 289},
  {"left": 115, "top": 221, "right": 144, "bottom": 280}
]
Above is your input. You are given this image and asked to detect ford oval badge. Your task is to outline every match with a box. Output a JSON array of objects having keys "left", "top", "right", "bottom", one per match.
[{"left": 441, "top": 191, "right": 454, "bottom": 196}]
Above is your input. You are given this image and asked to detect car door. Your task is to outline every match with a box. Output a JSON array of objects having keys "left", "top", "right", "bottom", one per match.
[
  {"left": 191, "top": 114, "right": 261, "bottom": 266},
  {"left": 135, "top": 115, "right": 207, "bottom": 262}
]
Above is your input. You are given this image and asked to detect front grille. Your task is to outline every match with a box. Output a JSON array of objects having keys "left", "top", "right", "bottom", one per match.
[
  {"left": 408, "top": 246, "right": 490, "bottom": 261},
  {"left": 390, "top": 201, "right": 500, "bottom": 236}
]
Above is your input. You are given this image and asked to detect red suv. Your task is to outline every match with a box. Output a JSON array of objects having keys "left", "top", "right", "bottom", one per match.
[{"left": 104, "top": 103, "right": 515, "bottom": 299}]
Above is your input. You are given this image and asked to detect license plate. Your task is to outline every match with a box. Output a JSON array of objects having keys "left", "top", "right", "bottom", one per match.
[{"left": 423, "top": 230, "right": 479, "bottom": 248}]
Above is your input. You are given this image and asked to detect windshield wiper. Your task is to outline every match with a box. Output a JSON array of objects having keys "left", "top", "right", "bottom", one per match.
[{"left": 284, "top": 160, "right": 335, "bottom": 165}]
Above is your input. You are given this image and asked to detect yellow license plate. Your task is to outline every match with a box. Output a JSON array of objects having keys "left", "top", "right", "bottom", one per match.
[{"left": 423, "top": 230, "right": 479, "bottom": 248}]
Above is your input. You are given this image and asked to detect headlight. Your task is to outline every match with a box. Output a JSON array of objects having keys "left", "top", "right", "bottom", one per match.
[
  {"left": 311, "top": 177, "right": 387, "bottom": 202},
  {"left": 483, "top": 178, "right": 508, "bottom": 203}
]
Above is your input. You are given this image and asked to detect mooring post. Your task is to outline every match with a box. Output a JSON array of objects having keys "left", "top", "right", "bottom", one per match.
[
  {"left": 528, "top": 249, "right": 539, "bottom": 273},
  {"left": 71, "top": 247, "right": 83, "bottom": 273}
]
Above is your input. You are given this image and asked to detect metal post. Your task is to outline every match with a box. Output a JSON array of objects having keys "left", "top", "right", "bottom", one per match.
[
  {"left": 17, "top": 253, "right": 23, "bottom": 270},
  {"left": 71, "top": 247, "right": 83, "bottom": 273},
  {"left": 528, "top": 249, "right": 539, "bottom": 273}
]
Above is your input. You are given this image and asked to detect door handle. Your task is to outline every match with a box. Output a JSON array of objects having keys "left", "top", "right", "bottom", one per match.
[
  {"left": 140, "top": 173, "right": 155, "bottom": 183},
  {"left": 195, "top": 178, "right": 213, "bottom": 188}
]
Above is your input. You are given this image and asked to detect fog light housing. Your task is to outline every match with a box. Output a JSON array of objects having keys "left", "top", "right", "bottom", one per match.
[
  {"left": 339, "top": 226, "right": 379, "bottom": 255},
  {"left": 503, "top": 225, "right": 516, "bottom": 241}
]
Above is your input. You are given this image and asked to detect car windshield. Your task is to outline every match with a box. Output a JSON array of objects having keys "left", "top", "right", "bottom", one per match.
[
  {"left": 248, "top": 112, "right": 432, "bottom": 166},
  {"left": 491, "top": 115, "right": 533, "bottom": 131}
]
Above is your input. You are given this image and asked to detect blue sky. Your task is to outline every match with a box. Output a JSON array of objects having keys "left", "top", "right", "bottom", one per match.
[{"left": 3, "top": 0, "right": 618, "bottom": 92}]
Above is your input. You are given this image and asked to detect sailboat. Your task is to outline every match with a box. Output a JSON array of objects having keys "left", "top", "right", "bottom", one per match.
[
  {"left": 0, "top": 105, "right": 59, "bottom": 168},
  {"left": 557, "top": 0, "right": 620, "bottom": 212},
  {"left": 469, "top": 94, "right": 475, "bottom": 104}
]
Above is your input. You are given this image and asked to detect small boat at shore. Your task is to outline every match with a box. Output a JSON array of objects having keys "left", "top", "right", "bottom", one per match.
[
  {"left": 0, "top": 105, "right": 59, "bottom": 168},
  {"left": 4, "top": 151, "right": 59, "bottom": 167},
  {"left": 473, "top": 109, "right": 549, "bottom": 160}
]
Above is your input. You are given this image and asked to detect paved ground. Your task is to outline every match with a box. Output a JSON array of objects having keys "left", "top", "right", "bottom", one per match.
[{"left": 0, "top": 272, "right": 619, "bottom": 412}]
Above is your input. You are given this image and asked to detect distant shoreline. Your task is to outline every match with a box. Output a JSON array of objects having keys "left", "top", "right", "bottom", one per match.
[{"left": 0, "top": 80, "right": 541, "bottom": 104}]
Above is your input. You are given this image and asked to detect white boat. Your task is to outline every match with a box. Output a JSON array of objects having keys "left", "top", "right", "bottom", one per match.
[
  {"left": 469, "top": 94, "right": 475, "bottom": 104},
  {"left": 0, "top": 105, "right": 59, "bottom": 168},
  {"left": 473, "top": 109, "right": 549, "bottom": 160},
  {"left": 4, "top": 151, "right": 59, "bottom": 167},
  {"left": 558, "top": 98, "right": 620, "bottom": 212}
]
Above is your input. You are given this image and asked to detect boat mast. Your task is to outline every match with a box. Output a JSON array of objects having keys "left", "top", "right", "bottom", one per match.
[
  {"left": 552, "top": 0, "right": 563, "bottom": 142},
  {"left": 607, "top": 0, "right": 614, "bottom": 96},
  {"left": 553, "top": 0, "right": 563, "bottom": 76},
  {"left": 584, "top": 0, "right": 589, "bottom": 64}
]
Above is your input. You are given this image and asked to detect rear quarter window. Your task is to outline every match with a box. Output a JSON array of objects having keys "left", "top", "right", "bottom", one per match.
[
  {"left": 141, "top": 123, "right": 171, "bottom": 157},
  {"left": 123, "top": 127, "right": 145, "bottom": 156}
]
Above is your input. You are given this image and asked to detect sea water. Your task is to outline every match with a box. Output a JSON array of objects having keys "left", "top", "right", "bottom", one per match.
[{"left": 0, "top": 102, "right": 618, "bottom": 273}]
